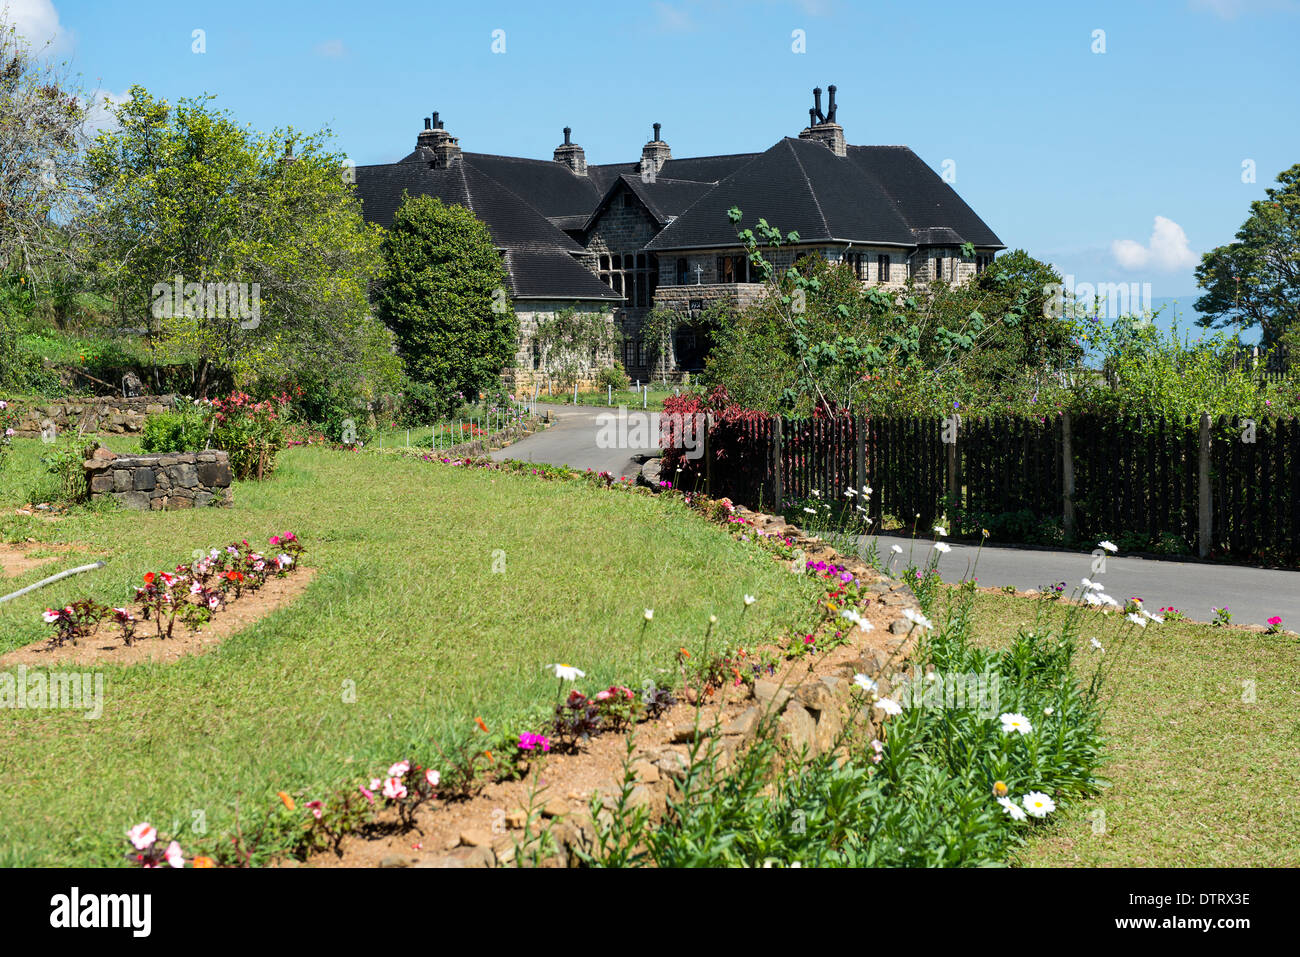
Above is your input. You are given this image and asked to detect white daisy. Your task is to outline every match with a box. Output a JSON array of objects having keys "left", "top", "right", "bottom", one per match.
[
  {"left": 1098, "top": 540, "right": 1118, "bottom": 553},
  {"left": 551, "top": 663, "right": 586, "bottom": 681},
  {"left": 853, "top": 673, "right": 878, "bottom": 693},
  {"left": 933, "top": 542, "right": 951, "bottom": 554},
  {"left": 999, "top": 712, "right": 1033, "bottom": 735},
  {"left": 1022, "top": 791, "right": 1056, "bottom": 817},
  {"left": 902, "top": 608, "right": 933, "bottom": 630},
  {"left": 1090, "top": 637, "right": 1104, "bottom": 652},
  {"left": 998, "top": 796, "right": 1027, "bottom": 821},
  {"left": 644, "top": 609, "right": 654, "bottom": 621},
  {"left": 743, "top": 595, "right": 756, "bottom": 606},
  {"left": 933, "top": 526, "right": 948, "bottom": 536},
  {"left": 874, "top": 697, "right": 903, "bottom": 716},
  {"left": 1126, "top": 613, "right": 1147, "bottom": 627},
  {"left": 890, "top": 545, "right": 903, "bottom": 554}
]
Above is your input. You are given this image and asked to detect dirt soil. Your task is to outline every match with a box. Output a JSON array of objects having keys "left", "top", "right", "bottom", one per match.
[
  {"left": 0, "top": 567, "right": 317, "bottom": 667},
  {"left": 0, "top": 542, "right": 94, "bottom": 580}
]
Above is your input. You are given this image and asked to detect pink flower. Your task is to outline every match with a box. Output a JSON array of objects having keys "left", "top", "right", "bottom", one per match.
[
  {"left": 42, "top": 608, "right": 60, "bottom": 623},
  {"left": 1268, "top": 616, "right": 1282, "bottom": 626},
  {"left": 127, "top": 822, "right": 157, "bottom": 850},
  {"left": 305, "top": 800, "right": 324, "bottom": 820},
  {"left": 164, "top": 841, "right": 185, "bottom": 868},
  {"left": 368, "top": 778, "right": 382, "bottom": 791},
  {"left": 382, "top": 777, "right": 407, "bottom": 800},
  {"left": 425, "top": 769, "right": 440, "bottom": 787},
  {"left": 387, "top": 760, "right": 410, "bottom": 778},
  {"left": 358, "top": 786, "right": 375, "bottom": 805}
]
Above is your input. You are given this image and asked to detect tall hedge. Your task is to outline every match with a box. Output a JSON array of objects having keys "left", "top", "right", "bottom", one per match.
[{"left": 375, "top": 194, "right": 516, "bottom": 411}]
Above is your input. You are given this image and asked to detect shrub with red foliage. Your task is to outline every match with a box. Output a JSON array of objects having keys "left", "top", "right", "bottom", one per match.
[{"left": 660, "top": 387, "right": 772, "bottom": 499}]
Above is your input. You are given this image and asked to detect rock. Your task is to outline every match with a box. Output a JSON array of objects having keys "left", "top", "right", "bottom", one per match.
[
  {"left": 721, "top": 707, "right": 759, "bottom": 743},
  {"left": 654, "top": 749, "right": 691, "bottom": 780},
  {"left": 629, "top": 758, "right": 660, "bottom": 783},
  {"left": 815, "top": 707, "right": 843, "bottom": 753},
  {"left": 415, "top": 845, "right": 494, "bottom": 868},
  {"left": 794, "top": 680, "right": 836, "bottom": 712},
  {"left": 889, "top": 618, "right": 911, "bottom": 635},
  {"left": 541, "top": 799, "right": 569, "bottom": 819},
  {"left": 91, "top": 446, "right": 118, "bottom": 461},
  {"left": 753, "top": 680, "right": 792, "bottom": 711},
  {"left": 379, "top": 854, "right": 412, "bottom": 868},
  {"left": 459, "top": 828, "right": 493, "bottom": 848},
  {"left": 670, "top": 721, "right": 714, "bottom": 744},
  {"left": 504, "top": 808, "right": 528, "bottom": 829},
  {"left": 778, "top": 703, "right": 817, "bottom": 757}
]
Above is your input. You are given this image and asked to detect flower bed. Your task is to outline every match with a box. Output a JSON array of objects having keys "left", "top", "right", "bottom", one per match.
[{"left": 35, "top": 533, "right": 305, "bottom": 652}]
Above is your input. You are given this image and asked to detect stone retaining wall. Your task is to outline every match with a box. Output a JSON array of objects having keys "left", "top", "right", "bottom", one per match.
[
  {"left": 85, "top": 448, "right": 233, "bottom": 510},
  {"left": 11, "top": 395, "right": 175, "bottom": 437}
]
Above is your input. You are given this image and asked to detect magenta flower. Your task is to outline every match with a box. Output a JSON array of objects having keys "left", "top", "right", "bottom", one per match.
[
  {"left": 1268, "top": 616, "right": 1282, "bottom": 626},
  {"left": 382, "top": 777, "right": 407, "bottom": 800}
]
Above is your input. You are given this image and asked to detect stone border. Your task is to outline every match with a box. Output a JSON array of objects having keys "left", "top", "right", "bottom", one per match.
[
  {"left": 412, "top": 500, "right": 924, "bottom": 868},
  {"left": 10, "top": 395, "right": 176, "bottom": 437}
]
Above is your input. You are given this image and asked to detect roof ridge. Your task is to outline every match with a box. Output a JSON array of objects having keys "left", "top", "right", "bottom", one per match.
[{"left": 783, "top": 139, "right": 831, "bottom": 241}]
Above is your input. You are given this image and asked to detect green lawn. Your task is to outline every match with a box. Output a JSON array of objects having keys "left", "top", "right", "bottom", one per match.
[
  {"left": 536, "top": 387, "right": 675, "bottom": 411},
  {"left": 0, "top": 439, "right": 822, "bottom": 865},
  {"left": 935, "top": 588, "right": 1300, "bottom": 867}
]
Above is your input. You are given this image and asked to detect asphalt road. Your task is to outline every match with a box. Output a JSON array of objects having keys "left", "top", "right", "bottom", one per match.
[
  {"left": 867, "top": 534, "right": 1300, "bottom": 628},
  {"left": 491, "top": 403, "right": 658, "bottom": 477},
  {"left": 492, "top": 403, "right": 1300, "bottom": 627}
]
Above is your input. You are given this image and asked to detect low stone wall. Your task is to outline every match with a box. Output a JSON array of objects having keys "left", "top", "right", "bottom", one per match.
[
  {"left": 85, "top": 448, "right": 233, "bottom": 510},
  {"left": 11, "top": 395, "right": 175, "bottom": 437}
]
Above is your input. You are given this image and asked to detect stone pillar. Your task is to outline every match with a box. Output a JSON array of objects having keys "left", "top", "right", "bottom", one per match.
[
  {"left": 798, "top": 122, "right": 846, "bottom": 157},
  {"left": 553, "top": 127, "right": 587, "bottom": 176},
  {"left": 639, "top": 123, "right": 671, "bottom": 180}
]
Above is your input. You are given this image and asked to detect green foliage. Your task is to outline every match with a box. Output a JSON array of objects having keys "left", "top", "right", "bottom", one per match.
[
  {"left": 595, "top": 363, "right": 631, "bottom": 393},
  {"left": 532, "top": 306, "right": 616, "bottom": 393},
  {"left": 705, "top": 210, "right": 1079, "bottom": 416},
  {"left": 1195, "top": 163, "right": 1300, "bottom": 348},
  {"left": 374, "top": 194, "right": 515, "bottom": 415},
  {"left": 84, "top": 86, "right": 394, "bottom": 407},
  {"left": 140, "top": 401, "right": 210, "bottom": 454},
  {"left": 588, "top": 588, "right": 1110, "bottom": 867},
  {"left": 29, "top": 433, "right": 96, "bottom": 505}
]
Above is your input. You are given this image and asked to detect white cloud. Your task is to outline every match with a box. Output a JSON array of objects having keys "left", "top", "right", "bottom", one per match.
[
  {"left": 2, "top": 0, "right": 65, "bottom": 49},
  {"left": 1111, "top": 216, "right": 1199, "bottom": 271},
  {"left": 314, "top": 38, "right": 346, "bottom": 58},
  {"left": 650, "top": 2, "right": 696, "bottom": 33},
  {"left": 83, "top": 88, "right": 130, "bottom": 140}
]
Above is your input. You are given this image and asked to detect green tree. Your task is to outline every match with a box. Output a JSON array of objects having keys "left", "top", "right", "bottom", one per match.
[
  {"left": 374, "top": 194, "right": 515, "bottom": 409},
  {"left": 83, "top": 86, "right": 391, "bottom": 399},
  {"left": 1195, "top": 163, "right": 1300, "bottom": 349}
]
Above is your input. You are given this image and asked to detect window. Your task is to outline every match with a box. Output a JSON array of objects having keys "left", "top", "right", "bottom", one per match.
[
  {"left": 676, "top": 258, "right": 689, "bottom": 285},
  {"left": 877, "top": 254, "right": 890, "bottom": 282},
  {"left": 845, "top": 252, "right": 868, "bottom": 280},
  {"left": 715, "top": 254, "right": 748, "bottom": 284},
  {"left": 933, "top": 254, "right": 944, "bottom": 281},
  {"left": 975, "top": 253, "right": 994, "bottom": 274}
]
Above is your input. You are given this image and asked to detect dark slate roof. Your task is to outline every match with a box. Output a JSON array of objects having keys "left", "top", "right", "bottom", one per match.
[
  {"left": 646, "top": 138, "right": 1003, "bottom": 252},
  {"left": 354, "top": 160, "right": 583, "bottom": 252},
  {"left": 354, "top": 158, "right": 620, "bottom": 300},
  {"left": 504, "top": 249, "right": 624, "bottom": 301},
  {"left": 846, "top": 146, "right": 1003, "bottom": 248},
  {"left": 579, "top": 175, "right": 716, "bottom": 232}
]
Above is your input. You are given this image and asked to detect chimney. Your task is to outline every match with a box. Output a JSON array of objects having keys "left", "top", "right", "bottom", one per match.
[
  {"left": 418, "top": 111, "right": 461, "bottom": 169},
  {"left": 553, "top": 126, "right": 587, "bottom": 176},
  {"left": 798, "top": 85, "right": 846, "bottom": 157},
  {"left": 639, "top": 122, "right": 671, "bottom": 180}
]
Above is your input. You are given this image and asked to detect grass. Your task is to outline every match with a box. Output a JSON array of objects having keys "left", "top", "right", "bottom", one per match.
[
  {"left": 535, "top": 387, "right": 676, "bottom": 411},
  {"left": 0, "top": 438, "right": 822, "bottom": 865},
  {"left": 933, "top": 587, "right": 1300, "bottom": 867}
]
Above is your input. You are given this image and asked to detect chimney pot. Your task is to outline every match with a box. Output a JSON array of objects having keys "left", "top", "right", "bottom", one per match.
[
  {"left": 564, "top": 126, "right": 571, "bottom": 145},
  {"left": 424, "top": 117, "right": 431, "bottom": 130},
  {"left": 653, "top": 122, "right": 661, "bottom": 142}
]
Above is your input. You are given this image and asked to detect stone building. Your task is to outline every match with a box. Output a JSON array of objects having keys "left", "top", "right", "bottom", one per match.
[{"left": 354, "top": 88, "right": 1004, "bottom": 387}]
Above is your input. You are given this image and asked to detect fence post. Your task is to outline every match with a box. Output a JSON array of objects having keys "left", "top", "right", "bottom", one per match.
[
  {"left": 1062, "top": 412, "right": 1076, "bottom": 539},
  {"left": 772, "top": 418, "right": 784, "bottom": 512},
  {"left": 703, "top": 414, "right": 714, "bottom": 498},
  {"left": 945, "top": 415, "right": 959, "bottom": 510},
  {"left": 854, "top": 415, "right": 866, "bottom": 499},
  {"left": 1198, "top": 411, "right": 1212, "bottom": 558}
]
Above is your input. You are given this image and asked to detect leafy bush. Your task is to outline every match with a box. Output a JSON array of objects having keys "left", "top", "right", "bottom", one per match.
[
  {"left": 140, "top": 401, "right": 211, "bottom": 454},
  {"left": 595, "top": 363, "right": 631, "bottom": 393},
  {"left": 586, "top": 587, "right": 1113, "bottom": 867},
  {"left": 29, "top": 434, "right": 96, "bottom": 505},
  {"left": 210, "top": 392, "right": 288, "bottom": 480}
]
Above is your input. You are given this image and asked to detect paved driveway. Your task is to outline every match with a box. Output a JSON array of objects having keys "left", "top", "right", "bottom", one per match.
[
  {"left": 491, "top": 403, "right": 658, "bottom": 477},
  {"left": 866, "top": 534, "right": 1300, "bottom": 628}
]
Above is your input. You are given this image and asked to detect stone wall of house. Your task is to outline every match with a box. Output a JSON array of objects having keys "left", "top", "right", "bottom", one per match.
[
  {"left": 10, "top": 396, "right": 174, "bottom": 438},
  {"left": 85, "top": 448, "right": 233, "bottom": 510},
  {"left": 505, "top": 300, "right": 618, "bottom": 394}
]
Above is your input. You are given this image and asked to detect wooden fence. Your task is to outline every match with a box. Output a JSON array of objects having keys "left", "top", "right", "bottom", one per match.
[{"left": 686, "top": 413, "right": 1300, "bottom": 562}]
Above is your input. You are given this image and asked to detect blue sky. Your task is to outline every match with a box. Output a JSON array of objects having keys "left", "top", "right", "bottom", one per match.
[{"left": 9, "top": 0, "right": 1300, "bottom": 316}]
